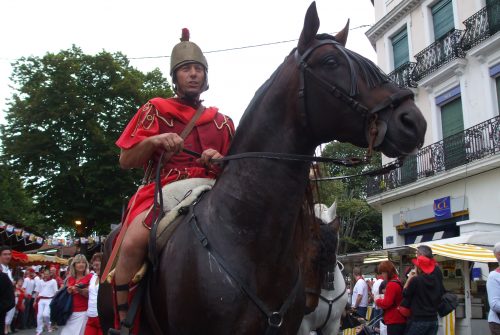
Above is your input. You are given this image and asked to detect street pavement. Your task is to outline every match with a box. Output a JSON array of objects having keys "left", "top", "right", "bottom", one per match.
[{"left": 8, "top": 328, "right": 55, "bottom": 335}]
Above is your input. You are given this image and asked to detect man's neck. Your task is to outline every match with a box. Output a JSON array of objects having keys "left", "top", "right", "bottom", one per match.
[{"left": 175, "top": 95, "right": 202, "bottom": 108}]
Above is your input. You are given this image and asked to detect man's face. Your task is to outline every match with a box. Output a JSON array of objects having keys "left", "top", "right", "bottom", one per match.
[
  {"left": 175, "top": 63, "right": 205, "bottom": 99},
  {"left": 0, "top": 249, "right": 12, "bottom": 265}
]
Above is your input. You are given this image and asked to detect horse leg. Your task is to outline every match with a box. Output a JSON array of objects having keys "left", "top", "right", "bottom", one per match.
[{"left": 114, "top": 211, "right": 149, "bottom": 322}]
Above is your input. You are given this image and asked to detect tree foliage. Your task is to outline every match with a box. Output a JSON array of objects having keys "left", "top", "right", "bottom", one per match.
[
  {"left": 315, "top": 141, "right": 383, "bottom": 253},
  {"left": 0, "top": 163, "right": 43, "bottom": 229},
  {"left": 0, "top": 46, "right": 173, "bottom": 234}
]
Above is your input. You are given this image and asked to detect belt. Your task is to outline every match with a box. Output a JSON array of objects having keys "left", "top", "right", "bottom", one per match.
[{"left": 39, "top": 296, "right": 53, "bottom": 299}]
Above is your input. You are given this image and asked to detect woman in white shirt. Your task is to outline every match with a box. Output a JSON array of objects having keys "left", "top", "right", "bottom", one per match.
[
  {"left": 84, "top": 253, "right": 103, "bottom": 335},
  {"left": 36, "top": 269, "right": 58, "bottom": 335}
]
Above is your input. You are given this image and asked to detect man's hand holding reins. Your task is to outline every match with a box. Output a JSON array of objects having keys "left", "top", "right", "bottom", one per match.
[{"left": 197, "top": 148, "right": 223, "bottom": 167}]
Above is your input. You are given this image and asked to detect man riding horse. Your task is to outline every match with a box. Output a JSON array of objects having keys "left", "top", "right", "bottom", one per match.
[{"left": 110, "top": 28, "right": 234, "bottom": 332}]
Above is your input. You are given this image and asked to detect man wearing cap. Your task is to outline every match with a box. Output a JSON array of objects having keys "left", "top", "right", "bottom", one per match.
[
  {"left": 403, "top": 247, "right": 445, "bottom": 335},
  {"left": 112, "top": 28, "right": 234, "bottom": 327}
]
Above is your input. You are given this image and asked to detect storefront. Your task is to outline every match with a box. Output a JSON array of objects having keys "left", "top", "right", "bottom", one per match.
[{"left": 338, "top": 231, "right": 499, "bottom": 335}]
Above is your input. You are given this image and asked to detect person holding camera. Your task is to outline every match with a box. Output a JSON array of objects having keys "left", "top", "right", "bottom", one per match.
[{"left": 59, "top": 254, "right": 92, "bottom": 335}]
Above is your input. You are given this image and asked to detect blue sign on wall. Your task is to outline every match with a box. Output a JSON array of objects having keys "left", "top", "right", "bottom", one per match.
[{"left": 434, "top": 196, "right": 452, "bottom": 221}]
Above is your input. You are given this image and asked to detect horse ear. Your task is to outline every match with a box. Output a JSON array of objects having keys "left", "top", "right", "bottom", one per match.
[
  {"left": 327, "top": 201, "right": 337, "bottom": 221},
  {"left": 330, "top": 216, "right": 341, "bottom": 233},
  {"left": 334, "top": 19, "right": 350, "bottom": 47},
  {"left": 298, "top": 2, "right": 320, "bottom": 54}
]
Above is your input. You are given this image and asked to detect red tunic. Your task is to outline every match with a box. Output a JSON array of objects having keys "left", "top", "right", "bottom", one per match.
[
  {"left": 67, "top": 273, "right": 93, "bottom": 312},
  {"left": 116, "top": 98, "right": 234, "bottom": 227}
]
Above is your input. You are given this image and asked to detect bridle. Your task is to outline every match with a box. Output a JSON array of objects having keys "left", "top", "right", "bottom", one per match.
[
  {"left": 295, "top": 38, "right": 415, "bottom": 160},
  {"left": 305, "top": 260, "right": 347, "bottom": 333}
]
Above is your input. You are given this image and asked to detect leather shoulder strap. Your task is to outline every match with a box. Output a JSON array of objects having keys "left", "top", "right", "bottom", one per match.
[{"left": 179, "top": 104, "right": 205, "bottom": 139}]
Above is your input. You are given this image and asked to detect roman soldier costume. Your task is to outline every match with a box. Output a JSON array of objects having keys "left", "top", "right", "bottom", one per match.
[{"left": 116, "top": 97, "right": 234, "bottom": 228}]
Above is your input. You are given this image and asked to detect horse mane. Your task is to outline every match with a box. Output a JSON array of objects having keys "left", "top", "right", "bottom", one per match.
[
  {"left": 316, "top": 33, "right": 390, "bottom": 95},
  {"left": 316, "top": 224, "right": 338, "bottom": 269}
]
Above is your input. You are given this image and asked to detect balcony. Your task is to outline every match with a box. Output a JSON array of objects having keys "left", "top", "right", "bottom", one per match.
[
  {"left": 367, "top": 115, "right": 500, "bottom": 197},
  {"left": 462, "top": 3, "right": 500, "bottom": 51},
  {"left": 412, "top": 29, "right": 465, "bottom": 82},
  {"left": 388, "top": 62, "right": 418, "bottom": 88}
]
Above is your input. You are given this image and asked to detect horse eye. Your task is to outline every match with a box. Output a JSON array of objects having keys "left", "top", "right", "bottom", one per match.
[{"left": 322, "top": 56, "right": 337, "bottom": 67}]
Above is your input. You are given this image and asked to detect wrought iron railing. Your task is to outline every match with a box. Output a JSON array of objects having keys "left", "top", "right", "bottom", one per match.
[
  {"left": 462, "top": 4, "right": 500, "bottom": 51},
  {"left": 412, "top": 29, "right": 465, "bottom": 82},
  {"left": 388, "top": 62, "right": 418, "bottom": 88},
  {"left": 367, "top": 115, "right": 500, "bottom": 197}
]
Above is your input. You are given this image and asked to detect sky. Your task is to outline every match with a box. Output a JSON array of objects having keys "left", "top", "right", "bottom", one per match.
[{"left": 0, "top": 0, "right": 377, "bottom": 127}]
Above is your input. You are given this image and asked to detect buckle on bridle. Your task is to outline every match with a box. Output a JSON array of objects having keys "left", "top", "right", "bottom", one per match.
[{"left": 268, "top": 312, "right": 283, "bottom": 328}]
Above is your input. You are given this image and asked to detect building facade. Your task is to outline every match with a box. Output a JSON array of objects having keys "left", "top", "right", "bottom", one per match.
[{"left": 365, "top": 1, "right": 500, "bottom": 334}]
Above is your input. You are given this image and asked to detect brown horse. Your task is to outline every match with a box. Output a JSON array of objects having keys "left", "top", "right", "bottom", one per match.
[{"left": 99, "top": 2, "right": 426, "bottom": 334}]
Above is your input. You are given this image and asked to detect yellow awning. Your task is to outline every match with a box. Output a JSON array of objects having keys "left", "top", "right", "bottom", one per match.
[{"left": 410, "top": 243, "right": 496, "bottom": 263}]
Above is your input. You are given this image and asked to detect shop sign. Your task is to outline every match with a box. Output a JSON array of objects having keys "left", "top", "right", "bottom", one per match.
[{"left": 433, "top": 196, "right": 451, "bottom": 221}]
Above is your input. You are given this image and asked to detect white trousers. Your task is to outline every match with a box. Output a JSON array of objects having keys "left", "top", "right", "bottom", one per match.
[
  {"left": 5, "top": 306, "right": 15, "bottom": 325},
  {"left": 60, "top": 311, "right": 87, "bottom": 335},
  {"left": 36, "top": 298, "right": 52, "bottom": 334}
]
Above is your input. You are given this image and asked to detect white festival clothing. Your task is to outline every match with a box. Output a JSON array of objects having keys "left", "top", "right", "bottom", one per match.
[
  {"left": 351, "top": 277, "right": 369, "bottom": 308},
  {"left": 60, "top": 311, "right": 88, "bottom": 335},
  {"left": 87, "top": 273, "right": 99, "bottom": 317},
  {"left": 22, "top": 277, "right": 36, "bottom": 295},
  {"left": 38, "top": 278, "right": 58, "bottom": 298},
  {"left": 36, "top": 298, "right": 52, "bottom": 334}
]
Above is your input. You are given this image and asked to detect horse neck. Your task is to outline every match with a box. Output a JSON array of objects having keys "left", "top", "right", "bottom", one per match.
[{"left": 208, "top": 64, "right": 315, "bottom": 260}]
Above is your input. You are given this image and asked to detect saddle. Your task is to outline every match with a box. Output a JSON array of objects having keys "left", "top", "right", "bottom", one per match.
[{"left": 151, "top": 177, "right": 215, "bottom": 258}]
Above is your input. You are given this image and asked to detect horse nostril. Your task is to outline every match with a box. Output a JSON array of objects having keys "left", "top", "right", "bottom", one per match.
[{"left": 399, "top": 112, "right": 416, "bottom": 131}]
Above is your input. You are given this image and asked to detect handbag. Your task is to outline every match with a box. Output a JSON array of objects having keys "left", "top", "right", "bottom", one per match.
[
  {"left": 437, "top": 291, "right": 458, "bottom": 317},
  {"left": 49, "top": 286, "right": 73, "bottom": 326}
]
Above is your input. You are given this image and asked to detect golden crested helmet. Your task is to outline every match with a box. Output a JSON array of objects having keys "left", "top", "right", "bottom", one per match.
[{"left": 170, "top": 28, "right": 208, "bottom": 75}]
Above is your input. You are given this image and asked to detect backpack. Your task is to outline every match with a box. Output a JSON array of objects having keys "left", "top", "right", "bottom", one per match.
[{"left": 49, "top": 287, "right": 73, "bottom": 325}]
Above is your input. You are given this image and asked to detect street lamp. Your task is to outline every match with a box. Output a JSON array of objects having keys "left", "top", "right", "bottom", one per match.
[{"left": 75, "top": 220, "right": 82, "bottom": 226}]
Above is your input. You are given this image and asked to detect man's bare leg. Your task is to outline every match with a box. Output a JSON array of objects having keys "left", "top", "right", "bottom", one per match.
[{"left": 114, "top": 211, "right": 149, "bottom": 322}]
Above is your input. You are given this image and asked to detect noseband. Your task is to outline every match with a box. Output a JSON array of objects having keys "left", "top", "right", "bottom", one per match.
[{"left": 295, "top": 39, "right": 414, "bottom": 159}]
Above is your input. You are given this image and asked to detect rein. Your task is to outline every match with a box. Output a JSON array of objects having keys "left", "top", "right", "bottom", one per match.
[
  {"left": 182, "top": 148, "right": 404, "bottom": 180},
  {"left": 188, "top": 196, "right": 302, "bottom": 335}
]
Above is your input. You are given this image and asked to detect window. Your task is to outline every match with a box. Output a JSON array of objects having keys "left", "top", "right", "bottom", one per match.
[
  {"left": 441, "top": 97, "right": 465, "bottom": 170},
  {"left": 432, "top": 0, "right": 454, "bottom": 40},
  {"left": 392, "top": 27, "right": 409, "bottom": 70}
]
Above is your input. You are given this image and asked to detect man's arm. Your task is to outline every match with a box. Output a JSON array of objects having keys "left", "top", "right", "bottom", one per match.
[
  {"left": 119, "top": 133, "right": 184, "bottom": 169},
  {"left": 354, "top": 294, "right": 362, "bottom": 308}
]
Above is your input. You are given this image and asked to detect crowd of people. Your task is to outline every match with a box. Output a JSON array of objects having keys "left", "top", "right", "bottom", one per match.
[
  {"left": 345, "top": 243, "right": 500, "bottom": 335},
  {"left": 0, "top": 245, "right": 103, "bottom": 335}
]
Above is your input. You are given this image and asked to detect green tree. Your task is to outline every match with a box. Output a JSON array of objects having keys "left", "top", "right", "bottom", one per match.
[
  {"left": 0, "top": 163, "right": 43, "bottom": 229},
  {"left": 316, "top": 141, "right": 383, "bottom": 253},
  {"left": 0, "top": 46, "right": 173, "bottom": 234}
]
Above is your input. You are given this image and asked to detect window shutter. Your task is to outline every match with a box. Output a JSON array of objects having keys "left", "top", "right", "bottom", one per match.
[
  {"left": 441, "top": 97, "right": 465, "bottom": 170},
  {"left": 486, "top": 0, "right": 500, "bottom": 35},
  {"left": 432, "top": 0, "right": 454, "bottom": 40},
  {"left": 496, "top": 76, "right": 500, "bottom": 112},
  {"left": 392, "top": 28, "right": 409, "bottom": 69},
  {"left": 441, "top": 98, "right": 464, "bottom": 138}
]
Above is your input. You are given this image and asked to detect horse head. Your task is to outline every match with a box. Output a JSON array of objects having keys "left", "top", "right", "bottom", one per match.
[
  {"left": 303, "top": 201, "right": 340, "bottom": 314},
  {"left": 293, "top": 2, "right": 426, "bottom": 158}
]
